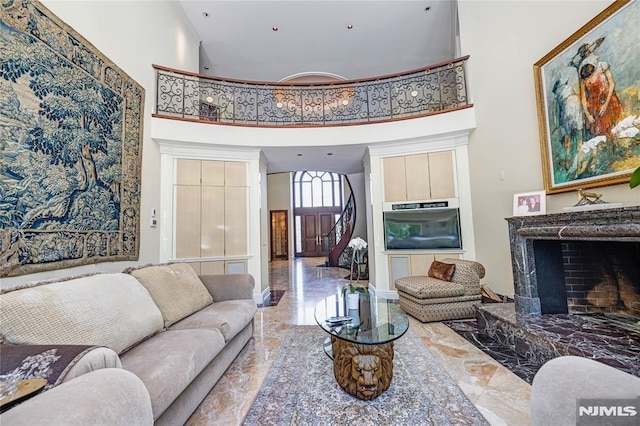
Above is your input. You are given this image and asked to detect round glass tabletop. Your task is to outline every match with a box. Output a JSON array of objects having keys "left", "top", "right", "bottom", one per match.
[{"left": 314, "top": 292, "right": 409, "bottom": 346}]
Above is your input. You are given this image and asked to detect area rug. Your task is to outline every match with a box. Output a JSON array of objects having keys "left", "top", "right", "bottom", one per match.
[{"left": 242, "top": 326, "right": 488, "bottom": 425}]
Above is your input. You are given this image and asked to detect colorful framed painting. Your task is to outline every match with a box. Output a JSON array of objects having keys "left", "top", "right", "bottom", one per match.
[
  {"left": 534, "top": 0, "right": 640, "bottom": 194},
  {"left": 513, "top": 191, "right": 546, "bottom": 217},
  {"left": 0, "top": 1, "right": 144, "bottom": 277}
]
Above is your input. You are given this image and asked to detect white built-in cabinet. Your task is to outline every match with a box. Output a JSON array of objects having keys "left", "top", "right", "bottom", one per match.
[
  {"left": 381, "top": 150, "right": 461, "bottom": 289},
  {"left": 173, "top": 159, "right": 248, "bottom": 273},
  {"left": 382, "top": 151, "right": 455, "bottom": 202}
]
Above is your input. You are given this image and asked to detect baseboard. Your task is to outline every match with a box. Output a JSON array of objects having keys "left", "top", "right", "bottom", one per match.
[
  {"left": 368, "top": 285, "right": 399, "bottom": 300},
  {"left": 255, "top": 287, "right": 270, "bottom": 305}
]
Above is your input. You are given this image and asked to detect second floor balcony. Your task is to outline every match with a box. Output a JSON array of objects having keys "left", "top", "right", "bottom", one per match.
[{"left": 153, "top": 56, "right": 470, "bottom": 127}]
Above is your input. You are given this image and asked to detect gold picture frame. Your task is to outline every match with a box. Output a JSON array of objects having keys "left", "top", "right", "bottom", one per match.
[{"left": 534, "top": 0, "right": 640, "bottom": 194}]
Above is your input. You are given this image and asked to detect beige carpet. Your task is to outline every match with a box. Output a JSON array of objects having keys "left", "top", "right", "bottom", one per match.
[{"left": 242, "top": 325, "right": 488, "bottom": 425}]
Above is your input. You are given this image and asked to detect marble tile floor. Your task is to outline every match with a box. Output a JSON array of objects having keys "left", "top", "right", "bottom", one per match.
[{"left": 186, "top": 257, "right": 532, "bottom": 426}]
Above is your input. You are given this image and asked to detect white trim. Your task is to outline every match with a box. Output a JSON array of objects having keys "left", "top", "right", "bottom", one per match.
[{"left": 257, "top": 286, "right": 271, "bottom": 305}]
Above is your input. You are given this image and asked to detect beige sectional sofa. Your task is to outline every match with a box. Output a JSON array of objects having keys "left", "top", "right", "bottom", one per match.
[{"left": 0, "top": 263, "right": 257, "bottom": 425}]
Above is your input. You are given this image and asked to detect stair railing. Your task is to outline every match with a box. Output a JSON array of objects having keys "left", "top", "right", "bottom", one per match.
[{"left": 323, "top": 193, "right": 355, "bottom": 267}]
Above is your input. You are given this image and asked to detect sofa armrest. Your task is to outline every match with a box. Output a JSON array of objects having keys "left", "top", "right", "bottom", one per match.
[
  {"left": 62, "top": 347, "right": 122, "bottom": 383},
  {"left": 199, "top": 274, "right": 255, "bottom": 302},
  {"left": 0, "top": 368, "right": 153, "bottom": 426}
]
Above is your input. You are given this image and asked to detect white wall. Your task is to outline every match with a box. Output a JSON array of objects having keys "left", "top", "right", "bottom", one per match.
[
  {"left": 2, "top": 1, "right": 199, "bottom": 288},
  {"left": 458, "top": 0, "right": 638, "bottom": 296}
]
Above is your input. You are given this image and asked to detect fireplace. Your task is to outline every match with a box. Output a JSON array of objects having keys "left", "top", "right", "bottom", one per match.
[{"left": 506, "top": 206, "right": 640, "bottom": 319}]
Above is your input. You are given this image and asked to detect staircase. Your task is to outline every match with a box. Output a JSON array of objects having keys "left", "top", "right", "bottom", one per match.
[{"left": 323, "top": 193, "right": 355, "bottom": 267}]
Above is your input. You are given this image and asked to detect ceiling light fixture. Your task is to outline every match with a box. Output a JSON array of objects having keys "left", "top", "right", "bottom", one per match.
[
  {"left": 424, "top": 6, "right": 431, "bottom": 12},
  {"left": 203, "top": 66, "right": 210, "bottom": 70},
  {"left": 297, "top": 153, "right": 303, "bottom": 156},
  {"left": 347, "top": 24, "right": 353, "bottom": 30},
  {"left": 327, "top": 153, "right": 333, "bottom": 156},
  {"left": 272, "top": 26, "right": 278, "bottom": 31},
  {"left": 202, "top": 11, "right": 209, "bottom": 17}
]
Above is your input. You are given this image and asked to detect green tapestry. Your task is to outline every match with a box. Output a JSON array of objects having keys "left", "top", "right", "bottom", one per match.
[{"left": 0, "top": 0, "right": 144, "bottom": 277}]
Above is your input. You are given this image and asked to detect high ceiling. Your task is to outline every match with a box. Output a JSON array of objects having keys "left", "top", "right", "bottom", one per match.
[{"left": 175, "top": 0, "right": 459, "bottom": 174}]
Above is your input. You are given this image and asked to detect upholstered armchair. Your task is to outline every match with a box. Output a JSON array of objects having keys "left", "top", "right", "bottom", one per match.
[{"left": 395, "top": 258, "right": 485, "bottom": 322}]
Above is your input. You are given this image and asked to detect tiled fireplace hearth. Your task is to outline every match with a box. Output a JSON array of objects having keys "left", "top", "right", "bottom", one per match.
[
  {"left": 471, "top": 207, "right": 640, "bottom": 380},
  {"left": 506, "top": 206, "right": 640, "bottom": 319}
]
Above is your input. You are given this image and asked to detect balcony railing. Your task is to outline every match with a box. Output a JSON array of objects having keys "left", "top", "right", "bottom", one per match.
[{"left": 153, "top": 56, "right": 470, "bottom": 127}]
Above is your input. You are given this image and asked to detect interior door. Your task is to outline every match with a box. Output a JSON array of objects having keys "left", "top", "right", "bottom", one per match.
[{"left": 270, "top": 210, "right": 288, "bottom": 260}]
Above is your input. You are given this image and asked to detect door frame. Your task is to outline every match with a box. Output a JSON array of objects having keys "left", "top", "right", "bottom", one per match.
[{"left": 270, "top": 210, "right": 289, "bottom": 260}]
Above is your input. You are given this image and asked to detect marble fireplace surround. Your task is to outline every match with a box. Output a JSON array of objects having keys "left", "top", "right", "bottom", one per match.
[{"left": 506, "top": 206, "right": 640, "bottom": 316}]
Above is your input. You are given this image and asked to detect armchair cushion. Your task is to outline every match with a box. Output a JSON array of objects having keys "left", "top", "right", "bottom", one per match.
[
  {"left": 395, "top": 276, "right": 465, "bottom": 298},
  {"left": 428, "top": 260, "right": 456, "bottom": 281}
]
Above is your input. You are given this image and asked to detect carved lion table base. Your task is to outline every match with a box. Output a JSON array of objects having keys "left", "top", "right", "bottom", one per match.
[{"left": 331, "top": 336, "right": 394, "bottom": 400}]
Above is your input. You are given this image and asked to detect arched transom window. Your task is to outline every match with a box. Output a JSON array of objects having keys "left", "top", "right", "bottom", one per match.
[{"left": 293, "top": 171, "right": 342, "bottom": 208}]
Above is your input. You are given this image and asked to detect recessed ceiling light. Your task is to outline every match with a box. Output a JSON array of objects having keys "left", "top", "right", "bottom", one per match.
[
  {"left": 424, "top": 6, "right": 431, "bottom": 12},
  {"left": 202, "top": 11, "right": 209, "bottom": 17},
  {"left": 327, "top": 153, "right": 333, "bottom": 156},
  {"left": 203, "top": 66, "right": 209, "bottom": 70},
  {"left": 347, "top": 24, "right": 353, "bottom": 30},
  {"left": 297, "top": 153, "right": 303, "bottom": 156},
  {"left": 272, "top": 26, "right": 278, "bottom": 31}
]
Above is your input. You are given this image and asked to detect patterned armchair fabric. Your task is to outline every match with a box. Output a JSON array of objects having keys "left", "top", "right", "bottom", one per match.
[{"left": 395, "top": 258, "right": 485, "bottom": 322}]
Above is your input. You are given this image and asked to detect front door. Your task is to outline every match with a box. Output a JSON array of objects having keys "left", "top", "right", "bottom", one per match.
[{"left": 299, "top": 211, "right": 337, "bottom": 257}]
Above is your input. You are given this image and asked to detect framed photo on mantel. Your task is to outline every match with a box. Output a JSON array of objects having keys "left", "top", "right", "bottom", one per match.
[
  {"left": 534, "top": 0, "right": 640, "bottom": 194},
  {"left": 513, "top": 191, "right": 546, "bottom": 217}
]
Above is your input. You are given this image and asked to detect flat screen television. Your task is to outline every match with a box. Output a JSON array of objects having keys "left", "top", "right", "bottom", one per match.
[{"left": 383, "top": 208, "right": 462, "bottom": 250}]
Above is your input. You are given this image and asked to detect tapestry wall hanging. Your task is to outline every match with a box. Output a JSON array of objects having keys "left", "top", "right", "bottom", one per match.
[{"left": 0, "top": 0, "right": 144, "bottom": 277}]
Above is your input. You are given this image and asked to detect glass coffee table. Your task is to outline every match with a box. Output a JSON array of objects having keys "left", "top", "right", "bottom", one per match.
[{"left": 314, "top": 292, "right": 409, "bottom": 400}]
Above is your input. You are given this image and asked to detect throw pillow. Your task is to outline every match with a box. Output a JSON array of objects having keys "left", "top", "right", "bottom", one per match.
[
  {"left": 129, "top": 263, "right": 214, "bottom": 328},
  {"left": 428, "top": 260, "right": 456, "bottom": 282}
]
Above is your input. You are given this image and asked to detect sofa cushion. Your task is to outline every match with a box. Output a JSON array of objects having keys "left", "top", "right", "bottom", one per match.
[
  {"left": 394, "top": 276, "right": 465, "bottom": 299},
  {"left": 119, "top": 329, "right": 225, "bottom": 420},
  {"left": 128, "top": 263, "right": 213, "bottom": 327},
  {"left": 0, "top": 274, "right": 164, "bottom": 354},
  {"left": 428, "top": 260, "right": 456, "bottom": 281},
  {"left": 169, "top": 299, "right": 257, "bottom": 342}
]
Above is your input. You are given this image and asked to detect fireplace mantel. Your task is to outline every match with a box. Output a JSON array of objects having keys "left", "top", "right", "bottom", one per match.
[{"left": 506, "top": 206, "right": 640, "bottom": 315}]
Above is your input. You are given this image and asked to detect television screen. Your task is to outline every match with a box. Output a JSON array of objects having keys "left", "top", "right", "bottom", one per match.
[{"left": 384, "top": 208, "right": 461, "bottom": 250}]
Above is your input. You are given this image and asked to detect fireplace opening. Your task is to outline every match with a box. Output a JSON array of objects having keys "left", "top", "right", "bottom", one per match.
[{"left": 533, "top": 240, "right": 640, "bottom": 320}]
